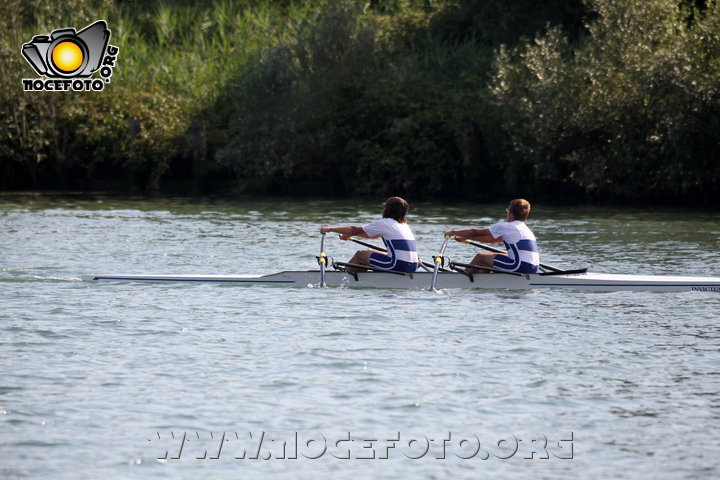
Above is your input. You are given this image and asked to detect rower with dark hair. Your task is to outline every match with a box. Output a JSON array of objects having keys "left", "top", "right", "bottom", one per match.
[
  {"left": 444, "top": 198, "right": 540, "bottom": 274},
  {"left": 320, "top": 196, "right": 419, "bottom": 273}
]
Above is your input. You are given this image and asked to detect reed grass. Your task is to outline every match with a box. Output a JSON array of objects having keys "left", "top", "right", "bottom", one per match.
[
  {"left": 107, "top": 1, "right": 320, "bottom": 106},
  {"left": 1, "top": 0, "right": 325, "bottom": 189}
]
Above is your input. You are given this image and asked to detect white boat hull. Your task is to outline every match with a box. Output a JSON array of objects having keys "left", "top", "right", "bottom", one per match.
[{"left": 81, "top": 271, "right": 720, "bottom": 292}]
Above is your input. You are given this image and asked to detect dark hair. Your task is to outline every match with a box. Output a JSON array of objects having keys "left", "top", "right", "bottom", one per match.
[
  {"left": 382, "top": 196, "right": 409, "bottom": 223},
  {"left": 509, "top": 198, "right": 531, "bottom": 221}
]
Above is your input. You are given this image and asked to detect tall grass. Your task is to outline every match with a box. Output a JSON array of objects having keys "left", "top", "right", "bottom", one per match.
[
  {"left": 110, "top": 1, "right": 320, "bottom": 106},
  {"left": 0, "top": 0, "right": 323, "bottom": 190}
]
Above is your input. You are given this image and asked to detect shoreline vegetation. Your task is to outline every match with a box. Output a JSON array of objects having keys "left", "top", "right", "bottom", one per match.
[{"left": 2, "top": 0, "right": 719, "bottom": 204}]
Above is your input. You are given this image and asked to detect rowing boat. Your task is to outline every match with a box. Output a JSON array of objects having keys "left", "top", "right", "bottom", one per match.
[
  {"left": 82, "top": 234, "right": 720, "bottom": 292},
  {"left": 80, "top": 270, "right": 720, "bottom": 292}
]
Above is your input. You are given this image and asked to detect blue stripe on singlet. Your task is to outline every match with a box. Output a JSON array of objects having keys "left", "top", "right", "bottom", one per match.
[
  {"left": 493, "top": 243, "right": 539, "bottom": 273},
  {"left": 516, "top": 239, "right": 538, "bottom": 252},
  {"left": 388, "top": 239, "right": 416, "bottom": 251},
  {"left": 369, "top": 237, "right": 418, "bottom": 272}
]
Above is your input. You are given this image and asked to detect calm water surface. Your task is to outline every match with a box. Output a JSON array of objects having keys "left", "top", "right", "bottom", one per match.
[{"left": 1, "top": 196, "right": 719, "bottom": 479}]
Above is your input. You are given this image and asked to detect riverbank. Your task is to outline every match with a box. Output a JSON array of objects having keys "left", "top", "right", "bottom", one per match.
[{"left": 3, "top": 1, "right": 720, "bottom": 204}]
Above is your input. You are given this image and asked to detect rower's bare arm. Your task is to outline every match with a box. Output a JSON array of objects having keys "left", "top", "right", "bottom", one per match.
[
  {"left": 470, "top": 228, "right": 501, "bottom": 243},
  {"left": 446, "top": 228, "right": 500, "bottom": 243},
  {"left": 320, "top": 225, "right": 368, "bottom": 237}
]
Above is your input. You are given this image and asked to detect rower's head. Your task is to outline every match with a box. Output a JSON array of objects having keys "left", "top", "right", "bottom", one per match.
[
  {"left": 507, "top": 198, "right": 531, "bottom": 221},
  {"left": 382, "top": 196, "right": 409, "bottom": 223}
]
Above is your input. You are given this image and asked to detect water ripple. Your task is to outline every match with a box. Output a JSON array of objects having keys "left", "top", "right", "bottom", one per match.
[{"left": 1, "top": 197, "right": 719, "bottom": 479}]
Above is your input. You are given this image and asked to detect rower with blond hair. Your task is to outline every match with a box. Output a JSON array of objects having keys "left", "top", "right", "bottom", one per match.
[{"left": 444, "top": 199, "right": 540, "bottom": 274}]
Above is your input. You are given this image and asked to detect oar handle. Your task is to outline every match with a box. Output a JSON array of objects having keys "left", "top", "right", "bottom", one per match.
[
  {"left": 462, "top": 239, "right": 504, "bottom": 254},
  {"left": 346, "top": 236, "right": 387, "bottom": 253}
]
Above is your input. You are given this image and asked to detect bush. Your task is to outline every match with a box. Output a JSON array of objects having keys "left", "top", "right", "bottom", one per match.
[{"left": 490, "top": 0, "right": 720, "bottom": 202}]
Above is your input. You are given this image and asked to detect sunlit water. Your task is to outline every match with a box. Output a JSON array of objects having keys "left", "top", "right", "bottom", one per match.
[{"left": 1, "top": 195, "right": 719, "bottom": 479}]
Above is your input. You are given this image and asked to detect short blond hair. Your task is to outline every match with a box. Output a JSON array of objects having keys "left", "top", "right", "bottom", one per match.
[{"left": 509, "top": 199, "right": 531, "bottom": 221}]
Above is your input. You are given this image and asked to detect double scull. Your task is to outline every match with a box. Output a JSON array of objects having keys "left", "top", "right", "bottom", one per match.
[
  {"left": 81, "top": 235, "right": 720, "bottom": 292},
  {"left": 81, "top": 270, "right": 720, "bottom": 293}
]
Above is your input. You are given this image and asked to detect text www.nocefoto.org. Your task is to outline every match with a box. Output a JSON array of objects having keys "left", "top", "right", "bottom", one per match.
[{"left": 148, "top": 431, "right": 574, "bottom": 461}]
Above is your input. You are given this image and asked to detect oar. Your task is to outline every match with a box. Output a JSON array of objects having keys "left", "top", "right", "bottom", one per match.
[
  {"left": 429, "top": 235, "right": 451, "bottom": 291},
  {"left": 462, "top": 239, "right": 563, "bottom": 273},
  {"left": 318, "top": 233, "right": 327, "bottom": 287},
  {"left": 345, "top": 236, "right": 387, "bottom": 252},
  {"left": 344, "top": 235, "right": 439, "bottom": 272}
]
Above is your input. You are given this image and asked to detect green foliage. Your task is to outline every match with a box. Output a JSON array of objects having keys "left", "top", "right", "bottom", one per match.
[
  {"left": 0, "top": 0, "right": 318, "bottom": 190},
  {"left": 0, "top": 0, "right": 112, "bottom": 187},
  {"left": 217, "top": 0, "right": 477, "bottom": 196},
  {"left": 1, "top": 0, "right": 719, "bottom": 203},
  {"left": 217, "top": 1, "right": 380, "bottom": 192},
  {"left": 491, "top": 0, "right": 720, "bottom": 201}
]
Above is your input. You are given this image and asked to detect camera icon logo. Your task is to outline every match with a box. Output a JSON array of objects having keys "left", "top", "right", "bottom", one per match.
[
  {"left": 22, "top": 20, "right": 110, "bottom": 78},
  {"left": 21, "top": 20, "right": 119, "bottom": 92}
]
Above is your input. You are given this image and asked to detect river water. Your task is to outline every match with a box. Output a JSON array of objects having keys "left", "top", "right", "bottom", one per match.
[{"left": 1, "top": 195, "right": 719, "bottom": 479}]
